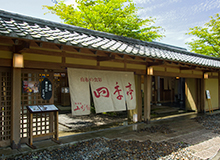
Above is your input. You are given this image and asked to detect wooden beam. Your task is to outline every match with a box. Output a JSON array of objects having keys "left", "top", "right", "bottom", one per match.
[
  {"left": 97, "top": 55, "right": 115, "bottom": 61},
  {"left": 90, "top": 50, "right": 97, "bottom": 54},
  {"left": 0, "top": 45, "right": 12, "bottom": 51},
  {"left": 147, "top": 62, "right": 164, "bottom": 67},
  {"left": 153, "top": 70, "right": 203, "bottom": 79},
  {"left": 74, "top": 47, "right": 81, "bottom": 52},
  {"left": 118, "top": 54, "right": 125, "bottom": 58},
  {"left": 24, "top": 59, "right": 146, "bottom": 74},
  {"left": 56, "top": 44, "right": 63, "bottom": 50},
  {"left": 22, "top": 48, "right": 62, "bottom": 56},
  {"left": 12, "top": 39, "right": 19, "bottom": 45},
  {"left": 61, "top": 45, "right": 80, "bottom": 53},
  {"left": 0, "top": 59, "right": 12, "bottom": 67},
  {"left": 144, "top": 75, "right": 152, "bottom": 122},
  {"left": 35, "top": 42, "right": 43, "bottom": 47},
  {"left": 0, "top": 37, "right": 14, "bottom": 45},
  {"left": 13, "top": 41, "right": 30, "bottom": 53},
  {"left": 180, "top": 66, "right": 197, "bottom": 70},
  {"left": 24, "top": 60, "right": 63, "bottom": 70}
]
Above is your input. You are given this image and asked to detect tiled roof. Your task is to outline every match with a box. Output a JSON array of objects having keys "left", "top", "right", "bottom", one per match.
[{"left": 0, "top": 9, "right": 220, "bottom": 69}]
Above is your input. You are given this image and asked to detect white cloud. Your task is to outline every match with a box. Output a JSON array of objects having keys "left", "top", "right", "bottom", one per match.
[{"left": 133, "top": 0, "right": 156, "bottom": 4}]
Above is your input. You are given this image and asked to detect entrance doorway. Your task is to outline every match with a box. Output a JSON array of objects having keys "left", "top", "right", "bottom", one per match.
[{"left": 150, "top": 76, "right": 186, "bottom": 118}]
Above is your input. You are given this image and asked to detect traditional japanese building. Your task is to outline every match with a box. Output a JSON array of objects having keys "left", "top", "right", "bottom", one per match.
[{"left": 0, "top": 9, "right": 220, "bottom": 148}]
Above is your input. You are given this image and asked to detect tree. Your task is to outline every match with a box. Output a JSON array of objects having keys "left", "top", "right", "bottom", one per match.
[
  {"left": 186, "top": 13, "right": 220, "bottom": 57},
  {"left": 43, "top": 0, "right": 164, "bottom": 42}
]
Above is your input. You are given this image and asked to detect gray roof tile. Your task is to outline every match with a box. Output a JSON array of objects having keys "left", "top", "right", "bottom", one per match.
[
  {"left": 125, "top": 45, "right": 133, "bottom": 54},
  {"left": 117, "top": 43, "right": 127, "bottom": 52},
  {"left": 0, "top": 9, "right": 220, "bottom": 69}
]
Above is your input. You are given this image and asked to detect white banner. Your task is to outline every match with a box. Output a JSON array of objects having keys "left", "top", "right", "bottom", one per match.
[
  {"left": 67, "top": 68, "right": 90, "bottom": 115},
  {"left": 67, "top": 68, "right": 136, "bottom": 115},
  {"left": 120, "top": 72, "right": 136, "bottom": 110},
  {"left": 89, "top": 70, "right": 115, "bottom": 113}
]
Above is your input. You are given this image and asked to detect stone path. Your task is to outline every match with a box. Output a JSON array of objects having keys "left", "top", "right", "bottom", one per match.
[{"left": 189, "top": 137, "right": 220, "bottom": 159}]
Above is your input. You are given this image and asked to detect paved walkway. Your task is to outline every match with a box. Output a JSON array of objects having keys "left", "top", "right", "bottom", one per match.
[{"left": 0, "top": 113, "right": 220, "bottom": 159}]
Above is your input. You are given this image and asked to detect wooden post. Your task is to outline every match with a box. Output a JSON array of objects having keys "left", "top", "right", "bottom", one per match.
[
  {"left": 171, "top": 78, "right": 174, "bottom": 104},
  {"left": 218, "top": 72, "right": 220, "bottom": 109},
  {"left": 11, "top": 68, "right": 21, "bottom": 149},
  {"left": 127, "top": 75, "right": 142, "bottom": 121},
  {"left": 49, "top": 72, "right": 54, "bottom": 137},
  {"left": 136, "top": 75, "right": 142, "bottom": 122},
  {"left": 55, "top": 111, "right": 59, "bottom": 141},
  {"left": 157, "top": 76, "right": 160, "bottom": 104},
  {"left": 196, "top": 79, "right": 201, "bottom": 112},
  {"left": 200, "top": 78, "right": 205, "bottom": 112},
  {"left": 29, "top": 113, "right": 33, "bottom": 146},
  {"left": 144, "top": 75, "right": 152, "bottom": 122}
]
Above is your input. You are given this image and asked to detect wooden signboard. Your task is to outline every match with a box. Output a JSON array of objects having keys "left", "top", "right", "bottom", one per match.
[
  {"left": 206, "top": 90, "right": 211, "bottom": 99},
  {"left": 26, "top": 105, "right": 59, "bottom": 148},
  {"left": 205, "top": 90, "right": 213, "bottom": 113}
]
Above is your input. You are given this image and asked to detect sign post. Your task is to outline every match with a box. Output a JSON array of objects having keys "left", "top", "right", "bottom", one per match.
[
  {"left": 26, "top": 105, "right": 60, "bottom": 148},
  {"left": 206, "top": 90, "right": 213, "bottom": 113}
]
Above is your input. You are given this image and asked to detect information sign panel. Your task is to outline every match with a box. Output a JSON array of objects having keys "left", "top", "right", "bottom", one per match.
[{"left": 27, "top": 105, "right": 58, "bottom": 113}]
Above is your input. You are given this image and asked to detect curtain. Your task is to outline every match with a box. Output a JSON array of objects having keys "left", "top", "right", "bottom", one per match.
[{"left": 68, "top": 68, "right": 136, "bottom": 115}]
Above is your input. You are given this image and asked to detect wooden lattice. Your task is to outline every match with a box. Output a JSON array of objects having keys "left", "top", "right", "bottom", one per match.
[
  {"left": 20, "top": 70, "right": 54, "bottom": 139},
  {"left": 0, "top": 68, "right": 11, "bottom": 143}
]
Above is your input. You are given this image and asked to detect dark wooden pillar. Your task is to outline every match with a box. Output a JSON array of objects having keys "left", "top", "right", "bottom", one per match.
[
  {"left": 11, "top": 68, "right": 21, "bottom": 149},
  {"left": 200, "top": 78, "right": 206, "bottom": 112},
  {"left": 144, "top": 75, "right": 152, "bottom": 122},
  {"left": 218, "top": 72, "right": 220, "bottom": 109},
  {"left": 196, "top": 79, "right": 201, "bottom": 112}
]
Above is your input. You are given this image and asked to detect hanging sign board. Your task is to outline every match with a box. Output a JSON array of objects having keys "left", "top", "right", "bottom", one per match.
[
  {"left": 41, "top": 78, "right": 52, "bottom": 100},
  {"left": 206, "top": 90, "right": 211, "bottom": 99}
]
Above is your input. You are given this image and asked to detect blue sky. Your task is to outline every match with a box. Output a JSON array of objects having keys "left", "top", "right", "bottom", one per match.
[{"left": 0, "top": 0, "right": 220, "bottom": 49}]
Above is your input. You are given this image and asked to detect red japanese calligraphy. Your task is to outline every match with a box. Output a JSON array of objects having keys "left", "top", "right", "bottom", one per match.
[
  {"left": 80, "top": 77, "right": 85, "bottom": 82},
  {"left": 94, "top": 78, "right": 98, "bottom": 82},
  {"left": 125, "top": 82, "right": 134, "bottom": 100},
  {"left": 114, "top": 82, "right": 123, "bottom": 100},
  {"left": 74, "top": 105, "right": 80, "bottom": 111},
  {"left": 74, "top": 102, "right": 90, "bottom": 111},
  {"left": 94, "top": 87, "right": 109, "bottom": 98}
]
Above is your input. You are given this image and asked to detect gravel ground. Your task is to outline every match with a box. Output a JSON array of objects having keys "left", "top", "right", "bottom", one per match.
[
  {"left": 8, "top": 138, "right": 201, "bottom": 160},
  {"left": 194, "top": 113, "right": 220, "bottom": 134},
  {"left": 6, "top": 113, "right": 220, "bottom": 160}
]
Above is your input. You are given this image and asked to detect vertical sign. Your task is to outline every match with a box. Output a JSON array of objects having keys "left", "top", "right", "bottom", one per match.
[{"left": 41, "top": 78, "right": 52, "bottom": 100}]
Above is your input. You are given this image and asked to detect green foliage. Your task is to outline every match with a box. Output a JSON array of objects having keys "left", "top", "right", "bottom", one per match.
[
  {"left": 186, "top": 13, "right": 220, "bottom": 57},
  {"left": 43, "top": 0, "right": 164, "bottom": 41}
]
